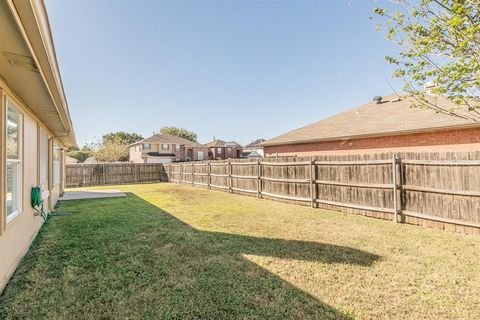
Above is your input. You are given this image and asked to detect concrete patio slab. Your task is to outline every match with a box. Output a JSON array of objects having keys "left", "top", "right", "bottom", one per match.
[{"left": 60, "top": 189, "right": 126, "bottom": 201}]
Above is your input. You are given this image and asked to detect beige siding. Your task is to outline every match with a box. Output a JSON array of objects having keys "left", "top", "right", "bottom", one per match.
[
  {"left": 0, "top": 84, "right": 64, "bottom": 291},
  {"left": 129, "top": 145, "right": 145, "bottom": 163},
  {"left": 146, "top": 156, "right": 172, "bottom": 164}
]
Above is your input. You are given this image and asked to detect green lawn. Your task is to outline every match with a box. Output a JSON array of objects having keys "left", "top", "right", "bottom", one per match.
[{"left": 1, "top": 183, "right": 479, "bottom": 319}]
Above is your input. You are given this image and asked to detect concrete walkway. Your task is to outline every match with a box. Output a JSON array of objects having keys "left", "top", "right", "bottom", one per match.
[{"left": 60, "top": 189, "right": 126, "bottom": 201}]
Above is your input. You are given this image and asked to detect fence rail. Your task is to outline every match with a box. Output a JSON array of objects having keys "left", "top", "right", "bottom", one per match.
[
  {"left": 66, "top": 151, "right": 480, "bottom": 235},
  {"left": 66, "top": 163, "right": 168, "bottom": 187}
]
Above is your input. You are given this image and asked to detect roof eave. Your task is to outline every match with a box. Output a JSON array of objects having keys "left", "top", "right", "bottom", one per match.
[
  {"left": 9, "top": 0, "right": 76, "bottom": 147},
  {"left": 261, "top": 123, "right": 480, "bottom": 147}
]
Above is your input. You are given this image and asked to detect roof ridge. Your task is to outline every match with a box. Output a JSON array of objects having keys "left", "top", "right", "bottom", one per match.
[{"left": 262, "top": 94, "right": 480, "bottom": 147}]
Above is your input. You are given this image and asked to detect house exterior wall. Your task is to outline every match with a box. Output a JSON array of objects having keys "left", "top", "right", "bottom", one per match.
[
  {"left": 209, "top": 147, "right": 225, "bottom": 160},
  {"left": 209, "top": 146, "right": 243, "bottom": 160},
  {"left": 130, "top": 143, "right": 208, "bottom": 163},
  {"left": 226, "top": 147, "right": 235, "bottom": 159},
  {"left": 263, "top": 127, "right": 480, "bottom": 157},
  {"left": 149, "top": 144, "right": 159, "bottom": 152},
  {"left": 0, "top": 84, "right": 66, "bottom": 292},
  {"left": 174, "top": 144, "right": 186, "bottom": 161},
  {"left": 145, "top": 156, "right": 173, "bottom": 164},
  {"left": 191, "top": 147, "right": 208, "bottom": 161},
  {"left": 129, "top": 145, "right": 145, "bottom": 163},
  {"left": 225, "top": 145, "right": 243, "bottom": 159},
  {"left": 233, "top": 145, "right": 243, "bottom": 158}
]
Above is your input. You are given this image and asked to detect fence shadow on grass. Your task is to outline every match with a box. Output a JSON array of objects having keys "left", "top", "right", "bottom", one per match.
[{"left": 1, "top": 193, "right": 381, "bottom": 319}]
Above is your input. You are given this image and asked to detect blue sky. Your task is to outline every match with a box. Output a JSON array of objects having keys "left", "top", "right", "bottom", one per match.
[{"left": 45, "top": 0, "right": 401, "bottom": 146}]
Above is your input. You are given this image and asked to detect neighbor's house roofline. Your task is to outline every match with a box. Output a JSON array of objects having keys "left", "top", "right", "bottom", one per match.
[
  {"left": 244, "top": 139, "right": 265, "bottom": 148},
  {"left": 261, "top": 123, "right": 480, "bottom": 147},
  {"left": 206, "top": 139, "right": 241, "bottom": 147},
  {"left": 261, "top": 94, "right": 480, "bottom": 147},
  {"left": 129, "top": 134, "right": 206, "bottom": 147},
  {"left": 5, "top": 0, "right": 76, "bottom": 147}
]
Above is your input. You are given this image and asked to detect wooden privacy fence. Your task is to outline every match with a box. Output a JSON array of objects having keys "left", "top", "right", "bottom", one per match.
[
  {"left": 163, "top": 154, "right": 480, "bottom": 234},
  {"left": 66, "top": 163, "right": 168, "bottom": 187},
  {"left": 65, "top": 152, "right": 480, "bottom": 234}
]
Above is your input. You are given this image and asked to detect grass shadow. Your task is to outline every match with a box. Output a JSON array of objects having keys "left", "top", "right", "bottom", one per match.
[{"left": 0, "top": 193, "right": 380, "bottom": 319}]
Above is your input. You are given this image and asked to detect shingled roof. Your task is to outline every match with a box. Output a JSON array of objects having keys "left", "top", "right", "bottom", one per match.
[
  {"left": 206, "top": 139, "right": 240, "bottom": 147},
  {"left": 206, "top": 139, "right": 226, "bottom": 147},
  {"left": 245, "top": 139, "right": 266, "bottom": 148},
  {"left": 262, "top": 94, "right": 480, "bottom": 147},
  {"left": 131, "top": 134, "right": 201, "bottom": 146}
]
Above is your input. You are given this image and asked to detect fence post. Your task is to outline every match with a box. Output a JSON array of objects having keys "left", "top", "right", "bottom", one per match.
[
  {"left": 103, "top": 163, "right": 106, "bottom": 185},
  {"left": 178, "top": 163, "right": 182, "bottom": 183},
  {"left": 192, "top": 162, "right": 195, "bottom": 186},
  {"left": 82, "top": 164, "right": 86, "bottom": 187},
  {"left": 392, "top": 154, "right": 398, "bottom": 223},
  {"left": 309, "top": 159, "right": 315, "bottom": 208},
  {"left": 228, "top": 159, "right": 232, "bottom": 193},
  {"left": 208, "top": 161, "right": 211, "bottom": 189},
  {"left": 257, "top": 159, "right": 261, "bottom": 198}
]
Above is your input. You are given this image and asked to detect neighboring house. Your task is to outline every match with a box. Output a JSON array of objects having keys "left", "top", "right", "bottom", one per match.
[
  {"left": 206, "top": 139, "right": 243, "bottom": 160},
  {"left": 241, "top": 150, "right": 262, "bottom": 158},
  {"left": 0, "top": 0, "right": 75, "bottom": 292},
  {"left": 65, "top": 156, "right": 78, "bottom": 164},
  {"left": 243, "top": 139, "right": 265, "bottom": 157},
  {"left": 84, "top": 157, "right": 100, "bottom": 164},
  {"left": 262, "top": 94, "right": 480, "bottom": 157},
  {"left": 129, "top": 134, "right": 208, "bottom": 163}
]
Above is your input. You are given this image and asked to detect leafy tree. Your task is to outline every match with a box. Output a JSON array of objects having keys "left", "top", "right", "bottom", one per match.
[
  {"left": 66, "top": 143, "right": 95, "bottom": 163},
  {"left": 102, "top": 131, "right": 143, "bottom": 145},
  {"left": 90, "top": 131, "right": 143, "bottom": 162},
  {"left": 159, "top": 126, "right": 197, "bottom": 142},
  {"left": 94, "top": 141, "right": 129, "bottom": 162},
  {"left": 71, "top": 132, "right": 142, "bottom": 163},
  {"left": 374, "top": 0, "right": 480, "bottom": 120}
]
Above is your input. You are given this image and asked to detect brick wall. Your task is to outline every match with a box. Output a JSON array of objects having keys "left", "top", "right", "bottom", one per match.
[
  {"left": 209, "top": 146, "right": 244, "bottom": 159},
  {"left": 264, "top": 127, "right": 480, "bottom": 157}
]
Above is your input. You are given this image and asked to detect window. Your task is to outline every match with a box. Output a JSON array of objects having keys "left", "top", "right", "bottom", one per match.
[
  {"left": 162, "top": 144, "right": 169, "bottom": 151},
  {"left": 217, "top": 147, "right": 222, "bottom": 154},
  {"left": 39, "top": 129, "right": 49, "bottom": 187},
  {"left": 175, "top": 144, "right": 181, "bottom": 152},
  {"left": 143, "top": 143, "right": 151, "bottom": 150},
  {"left": 228, "top": 147, "right": 232, "bottom": 154},
  {"left": 6, "top": 102, "right": 22, "bottom": 222},
  {"left": 53, "top": 144, "right": 60, "bottom": 185}
]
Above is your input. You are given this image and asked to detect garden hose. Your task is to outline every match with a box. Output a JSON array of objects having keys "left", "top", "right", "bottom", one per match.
[{"left": 31, "top": 187, "right": 48, "bottom": 221}]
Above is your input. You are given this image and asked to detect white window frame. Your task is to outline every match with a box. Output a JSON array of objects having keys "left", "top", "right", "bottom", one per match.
[
  {"left": 175, "top": 144, "right": 181, "bottom": 152},
  {"left": 217, "top": 147, "right": 222, "bottom": 154},
  {"left": 6, "top": 100, "right": 23, "bottom": 223},
  {"left": 161, "top": 144, "right": 169, "bottom": 151},
  {"left": 143, "top": 143, "right": 151, "bottom": 150}
]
